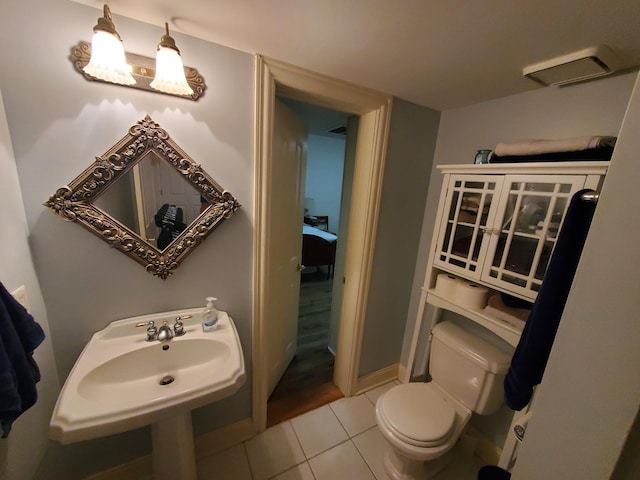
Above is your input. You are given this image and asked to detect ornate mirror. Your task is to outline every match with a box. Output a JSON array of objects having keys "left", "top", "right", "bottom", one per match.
[{"left": 44, "top": 115, "right": 240, "bottom": 279}]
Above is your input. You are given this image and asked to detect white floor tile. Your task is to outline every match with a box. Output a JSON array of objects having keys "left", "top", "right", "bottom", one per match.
[
  {"left": 290, "top": 404, "right": 349, "bottom": 458},
  {"left": 197, "top": 443, "right": 252, "bottom": 480},
  {"left": 364, "top": 382, "right": 398, "bottom": 407},
  {"left": 272, "top": 462, "right": 316, "bottom": 480},
  {"left": 352, "top": 427, "right": 391, "bottom": 480},
  {"left": 330, "top": 394, "right": 377, "bottom": 437},
  {"left": 245, "top": 421, "right": 306, "bottom": 480},
  {"left": 308, "top": 440, "right": 376, "bottom": 480}
]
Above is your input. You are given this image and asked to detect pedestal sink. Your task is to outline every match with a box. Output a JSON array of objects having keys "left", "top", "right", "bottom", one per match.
[{"left": 50, "top": 307, "right": 245, "bottom": 480}]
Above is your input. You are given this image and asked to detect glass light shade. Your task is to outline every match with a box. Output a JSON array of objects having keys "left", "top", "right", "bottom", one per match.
[
  {"left": 150, "top": 46, "right": 194, "bottom": 96},
  {"left": 83, "top": 30, "right": 136, "bottom": 86}
]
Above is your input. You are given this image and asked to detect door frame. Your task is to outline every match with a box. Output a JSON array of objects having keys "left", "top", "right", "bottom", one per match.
[{"left": 253, "top": 55, "right": 392, "bottom": 432}]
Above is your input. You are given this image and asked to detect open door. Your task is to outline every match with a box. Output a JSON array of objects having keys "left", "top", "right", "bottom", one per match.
[
  {"left": 254, "top": 56, "right": 392, "bottom": 432},
  {"left": 265, "top": 99, "right": 307, "bottom": 396}
]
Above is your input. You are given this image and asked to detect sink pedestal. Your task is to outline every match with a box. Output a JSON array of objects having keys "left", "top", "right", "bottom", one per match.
[{"left": 152, "top": 412, "right": 197, "bottom": 480}]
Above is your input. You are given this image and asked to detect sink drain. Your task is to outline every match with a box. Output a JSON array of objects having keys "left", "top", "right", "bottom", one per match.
[{"left": 159, "top": 375, "right": 175, "bottom": 386}]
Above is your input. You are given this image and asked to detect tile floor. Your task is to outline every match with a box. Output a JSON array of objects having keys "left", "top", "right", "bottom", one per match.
[{"left": 196, "top": 382, "right": 485, "bottom": 480}]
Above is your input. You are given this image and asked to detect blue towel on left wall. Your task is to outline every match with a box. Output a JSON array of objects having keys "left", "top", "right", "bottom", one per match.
[{"left": 0, "top": 281, "right": 45, "bottom": 437}]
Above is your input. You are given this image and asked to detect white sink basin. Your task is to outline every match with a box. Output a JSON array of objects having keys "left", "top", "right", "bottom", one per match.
[{"left": 50, "top": 307, "right": 245, "bottom": 444}]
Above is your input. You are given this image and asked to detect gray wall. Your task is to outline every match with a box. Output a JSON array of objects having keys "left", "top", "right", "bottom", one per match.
[
  {"left": 0, "top": 0, "right": 254, "bottom": 477},
  {"left": 359, "top": 98, "right": 440, "bottom": 375},
  {"left": 305, "top": 133, "right": 346, "bottom": 233},
  {"left": 513, "top": 72, "right": 640, "bottom": 480},
  {"left": 0, "top": 88, "right": 61, "bottom": 480}
]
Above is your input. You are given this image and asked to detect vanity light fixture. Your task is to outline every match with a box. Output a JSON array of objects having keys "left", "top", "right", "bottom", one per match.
[
  {"left": 150, "top": 23, "right": 194, "bottom": 96},
  {"left": 71, "top": 4, "right": 206, "bottom": 100},
  {"left": 83, "top": 4, "right": 135, "bottom": 86}
]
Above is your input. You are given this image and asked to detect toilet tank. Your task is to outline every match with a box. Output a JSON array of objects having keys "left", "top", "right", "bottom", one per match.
[{"left": 429, "top": 322, "right": 512, "bottom": 415}]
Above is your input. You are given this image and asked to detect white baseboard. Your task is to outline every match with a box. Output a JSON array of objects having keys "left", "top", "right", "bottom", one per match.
[
  {"left": 86, "top": 417, "right": 254, "bottom": 480},
  {"left": 194, "top": 417, "right": 254, "bottom": 459},
  {"left": 354, "top": 363, "right": 399, "bottom": 395},
  {"left": 464, "top": 424, "right": 502, "bottom": 466}
]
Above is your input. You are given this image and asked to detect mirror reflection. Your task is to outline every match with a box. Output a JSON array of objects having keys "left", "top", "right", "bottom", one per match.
[
  {"left": 44, "top": 115, "right": 239, "bottom": 279},
  {"left": 94, "top": 151, "right": 210, "bottom": 250}
]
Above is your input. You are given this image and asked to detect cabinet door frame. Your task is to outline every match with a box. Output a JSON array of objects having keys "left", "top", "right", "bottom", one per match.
[
  {"left": 433, "top": 174, "right": 504, "bottom": 280},
  {"left": 480, "top": 174, "right": 587, "bottom": 299}
]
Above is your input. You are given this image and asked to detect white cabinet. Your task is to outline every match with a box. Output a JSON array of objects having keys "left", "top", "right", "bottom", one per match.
[
  {"left": 405, "top": 162, "right": 609, "bottom": 381},
  {"left": 433, "top": 172, "right": 595, "bottom": 301},
  {"left": 404, "top": 161, "right": 608, "bottom": 472}
]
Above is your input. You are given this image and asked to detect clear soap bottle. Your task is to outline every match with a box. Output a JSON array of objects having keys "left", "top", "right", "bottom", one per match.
[{"left": 202, "top": 296, "right": 219, "bottom": 331}]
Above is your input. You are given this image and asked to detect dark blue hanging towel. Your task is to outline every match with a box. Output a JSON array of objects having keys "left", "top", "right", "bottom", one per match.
[
  {"left": 0, "top": 281, "right": 45, "bottom": 437},
  {"left": 504, "top": 189, "right": 597, "bottom": 410}
]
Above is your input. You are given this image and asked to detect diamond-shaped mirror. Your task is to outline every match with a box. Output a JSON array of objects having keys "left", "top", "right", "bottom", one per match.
[{"left": 44, "top": 116, "right": 240, "bottom": 279}]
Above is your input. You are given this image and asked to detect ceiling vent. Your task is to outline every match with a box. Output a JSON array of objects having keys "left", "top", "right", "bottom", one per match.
[
  {"left": 327, "top": 125, "right": 347, "bottom": 136},
  {"left": 523, "top": 46, "right": 620, "bottom": 86}
]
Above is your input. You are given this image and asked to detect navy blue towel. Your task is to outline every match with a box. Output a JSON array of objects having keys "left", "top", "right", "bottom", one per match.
[
  {"left": 504, "top": 189, "right": 597, "bottom": 410},
  {"left": 0, "top": 281, "right": 45, "bottom": 437}
]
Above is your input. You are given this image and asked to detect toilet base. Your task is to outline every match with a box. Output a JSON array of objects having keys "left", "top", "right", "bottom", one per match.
[{"left": 383, "top": 443, "right": 455, "bottom": 480}]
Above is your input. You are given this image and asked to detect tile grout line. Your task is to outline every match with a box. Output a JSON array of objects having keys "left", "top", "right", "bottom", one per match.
[
  {"left": 347, "top": 393, "right": 388, "bottom": 479},
  {"left": 247, "top": 385, "right": 397, "bottom": 480},
  {"left": 351, "top": 429, "right": 383, "bottom": 480},
  {"left": 330, "top": 394, "right": 378, "bottom": 440},
  {"left": 266, "top": 462, "right": 316, "bottom": 480},
  {"left": 292, "top": 404, "right": 350, "bottom": 459},
  {"left": 242, "top": 441, "right": 256, "bottom": 480},
  {"left": 327, "top": 397, "right": 381, "bottom": 479},
  {"left": 287, "top": 417, "right": 322, "bottom": 479}
]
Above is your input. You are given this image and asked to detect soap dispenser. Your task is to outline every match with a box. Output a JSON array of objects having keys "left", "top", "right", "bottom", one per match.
[{"left": 202, "top": 297, "right": 219, "bottom": 331}]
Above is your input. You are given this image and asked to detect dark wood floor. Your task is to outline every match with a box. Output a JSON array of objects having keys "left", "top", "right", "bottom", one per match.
[{"left": 266, "top": 268, "right": 344, "bottom": 427}]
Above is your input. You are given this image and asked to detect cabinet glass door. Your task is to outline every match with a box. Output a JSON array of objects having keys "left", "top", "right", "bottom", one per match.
[
  {"left": 482, "top": 175, "right": 586, "bottom": 299},
  {"left": 434, "top": 175, "right": 503, "bottom": 279}
]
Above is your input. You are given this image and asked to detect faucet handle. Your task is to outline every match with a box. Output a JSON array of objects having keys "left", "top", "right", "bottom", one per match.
[
  {"left": 173, "top": 316, "right": 186, "bottom": 336},
  {"left": 136, "top": 320, "right": 155, "bottom": 328},
  {"left": 136, "top": 321, "right": 157, "bottom": 341}
]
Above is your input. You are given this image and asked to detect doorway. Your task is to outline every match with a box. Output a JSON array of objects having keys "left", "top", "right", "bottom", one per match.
[
  {"left": 266, "top": 99, "right": 352, "bottom": 426},
  {"left": 253, "top": 56, "right": 392, "bottom": 433}
]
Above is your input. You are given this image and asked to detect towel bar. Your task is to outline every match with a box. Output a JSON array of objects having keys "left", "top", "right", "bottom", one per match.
[{"left": 580, "top": 192, "right": 599, "bottom": 203}]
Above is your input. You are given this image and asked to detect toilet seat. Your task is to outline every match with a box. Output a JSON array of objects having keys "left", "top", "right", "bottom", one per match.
[{"left": 379, "top": 383, "right": 456, "bottom": 448}]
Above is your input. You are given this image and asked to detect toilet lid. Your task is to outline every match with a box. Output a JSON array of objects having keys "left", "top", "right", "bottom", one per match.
[{"left": 380, "top": 383, "right": 456, "bottom": 447}]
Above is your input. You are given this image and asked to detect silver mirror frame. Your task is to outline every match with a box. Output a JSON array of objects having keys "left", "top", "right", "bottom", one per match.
[{"left": 44, "top": 115, "right": 240, "bottom": 279}]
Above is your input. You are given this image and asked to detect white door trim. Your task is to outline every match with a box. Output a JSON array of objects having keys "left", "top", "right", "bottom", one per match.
[{"left": 253, "top": 55, "right": 392, "bottom": 432}]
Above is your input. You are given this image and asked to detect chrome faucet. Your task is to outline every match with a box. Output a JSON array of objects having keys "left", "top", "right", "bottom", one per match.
[
  {"left": 157, "top": 321, "right": 174, "bottom": 341},
  {"left": 136, "top": 315, "right": 191, "bottom": 342}
]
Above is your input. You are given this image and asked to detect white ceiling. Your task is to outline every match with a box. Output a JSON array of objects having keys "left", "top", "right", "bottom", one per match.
[{"left": 72, "top": 0, "right": 640, "bottom": 111}]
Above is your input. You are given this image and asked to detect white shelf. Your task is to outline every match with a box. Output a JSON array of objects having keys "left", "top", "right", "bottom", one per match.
[
  {"left": 437, "top": 161, "right": 610, "bottom": 176},
  {"left": 425, "top": 288, "right": 523, "bottom": 347}
]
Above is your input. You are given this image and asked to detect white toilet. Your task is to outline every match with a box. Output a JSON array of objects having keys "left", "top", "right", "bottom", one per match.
[{"left": 376, "top": 321, "right": 512, "bottom": 480}]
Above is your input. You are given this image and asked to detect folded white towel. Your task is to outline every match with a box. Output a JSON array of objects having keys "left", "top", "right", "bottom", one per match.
[
  {"left": 484, "top": 305, "right": 527, "bottom": 329},
  {"left": 494, "top": 136, "right": 616, "bottom": 157}
]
